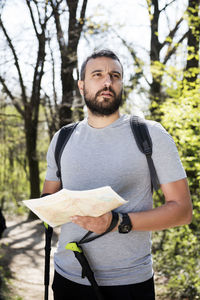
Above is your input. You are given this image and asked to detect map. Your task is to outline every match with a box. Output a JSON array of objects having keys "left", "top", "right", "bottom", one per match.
[{"left": 23, "top": 186, "right": 127, "bottom": 227}]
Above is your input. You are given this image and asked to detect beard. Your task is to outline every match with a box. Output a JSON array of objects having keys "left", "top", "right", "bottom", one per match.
[{"left": 83, "top": 86, "right": 123, "bottom": 116}]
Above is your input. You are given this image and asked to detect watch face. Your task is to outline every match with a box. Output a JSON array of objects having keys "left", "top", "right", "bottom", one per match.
[{"left": 119, "top": 224, "right": 132, "bottom": 233}]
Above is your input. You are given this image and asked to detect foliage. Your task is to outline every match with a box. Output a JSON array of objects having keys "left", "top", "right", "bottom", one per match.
[
  {"left": 0, "top": 104, "right": 49, "bottom": 214},
  {"left": 0, "top": 105, "right": 28, "bottom": 214},
  {"left": 153, "top": 226, "right": 200, "bottom": 299},
  {"left": 149, "top": 4, "right": 200, "bottom": 296},
  {"left": 152, "top": 70, "right": 200, "bottom": 298}
]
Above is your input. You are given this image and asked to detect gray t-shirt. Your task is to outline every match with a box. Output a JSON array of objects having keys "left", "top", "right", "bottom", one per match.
[{"left": 45, "top": 114, "right": 186, "bottom": 286}]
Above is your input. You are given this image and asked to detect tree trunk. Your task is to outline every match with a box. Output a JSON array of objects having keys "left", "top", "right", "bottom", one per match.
[
  {"left": 25, "top": 118, "right": 40, "bottom": 199},
  {"left": 25, "top": 2, "right": 47, "bottom": 218},
  {"left": 59, "top": 54, "right": 77, "bottom": 127},
  {"left": 51, "top": 0, "right": 88, "bottom": 129},
  {"left": 185, "top": 0, "right": 200, "bottom": 84},
  {"left": 149, "top": 0, "right": 163, "bottom": 120}
]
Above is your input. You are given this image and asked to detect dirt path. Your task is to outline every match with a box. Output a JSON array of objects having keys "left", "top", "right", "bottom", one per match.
[
  {"left": 0, "top": 217, "right": 59, "bottom": 300},
  {"left": 0, "top": 217, "right": 168, "bottom": 300}
]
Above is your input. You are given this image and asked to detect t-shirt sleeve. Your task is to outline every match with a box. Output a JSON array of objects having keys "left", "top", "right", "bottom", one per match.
[
  {"left": 45, "top": 131, "right": 60, "bottom": 182},
  {"left": 148, "top": 121, "right": 186, "bottom": 185}
]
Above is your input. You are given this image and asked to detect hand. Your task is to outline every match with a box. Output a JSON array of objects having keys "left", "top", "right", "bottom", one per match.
[{"left": 70, "top": 212, "right": 113, "bottom": 234}]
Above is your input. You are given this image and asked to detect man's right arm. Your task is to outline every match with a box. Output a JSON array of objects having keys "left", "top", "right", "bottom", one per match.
[{"left": 42, "top": 180, "right": 61, "bottom": 195}]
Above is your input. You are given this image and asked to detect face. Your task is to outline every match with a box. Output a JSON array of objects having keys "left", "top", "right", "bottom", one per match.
[{"left": 78, "top": 57, "right": 123, "bottom": 116}]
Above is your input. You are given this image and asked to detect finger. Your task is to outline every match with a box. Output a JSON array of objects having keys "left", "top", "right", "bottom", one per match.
[{"left": 70, "top": 216, "right": 91, "bottom": 228}]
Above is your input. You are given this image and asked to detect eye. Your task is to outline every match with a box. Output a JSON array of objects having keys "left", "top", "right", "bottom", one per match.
[
  {"left": 93, "top": 72, "right": 102, "bottom": 78},
  {"left": 111, "top": 73, "right": 121, "bottom": 79}
]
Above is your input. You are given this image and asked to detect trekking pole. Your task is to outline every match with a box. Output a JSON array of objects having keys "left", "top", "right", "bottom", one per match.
[
  {"left": 66, "top": 242, "right": 105, "bottom": 300},
  {"left": 73, "top": 249, "right": 104, "bottom": 300},
  {"left": 44, "top": 223, "right": 53, "bottom": 300}
]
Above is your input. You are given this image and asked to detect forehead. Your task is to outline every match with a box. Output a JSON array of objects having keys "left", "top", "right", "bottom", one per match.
[{"left": 85, "top": 57, "right": 123, "bottom": 76}]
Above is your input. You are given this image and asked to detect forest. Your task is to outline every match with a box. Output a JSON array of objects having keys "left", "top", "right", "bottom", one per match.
[{"left": 0, "top": 0, "right": 199, "bottom": 299}]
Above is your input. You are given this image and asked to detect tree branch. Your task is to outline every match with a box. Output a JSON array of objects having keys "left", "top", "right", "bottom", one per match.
[
  {"left": 50, "top": 0, "right": 66, "bottom": 52},
  {"left": 0, "top": 75, "right": 25, "bottom": 117},
  {"left": 113, "top": 30, "right": 151, "bottom": 87},
  {"left": 25, "top": 0, "right": 39, "bottom": 37},
  {"left": 80, "top": 0, "right": 88, "bottom": 21},
  {"left": 159, "top": 0, "right": 177, "bottom": 13},
  {"left": 47, "top": 35, "right": 58, "bottom": 108},
  {"left": 66, "top": 0, "right": 88, "bottom": 48},
  {"left": 77, "top": 0, "right": 88, "bottom": 33},
  {"left": 30, "top": 28, "right": 47, "bottom": 122},
  {"left": 0, "top": 18, "right": 27, "bottom": 105},
  {"left": 160, "top": 17, "right": 184, "bottom": 50},
  {"left": 163, "top": 30, "right": 189, "bottom": 64}
]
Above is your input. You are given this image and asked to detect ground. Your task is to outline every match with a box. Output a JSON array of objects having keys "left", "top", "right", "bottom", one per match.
[
  {"left": 0, "top": 216, "right": 60, "bottom": 300},
  {"left": 0, "top": 216, "right": 169, "bottom": 300}
]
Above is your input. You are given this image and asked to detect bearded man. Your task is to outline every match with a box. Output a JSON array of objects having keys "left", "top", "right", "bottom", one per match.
[{"left": 42, "top": 49, "right": 192, "bottom": 300}]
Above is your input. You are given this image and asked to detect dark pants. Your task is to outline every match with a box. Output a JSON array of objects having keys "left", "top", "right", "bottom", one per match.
[{"left": 52, "top": 271, "right": 155, "bottom": 300}]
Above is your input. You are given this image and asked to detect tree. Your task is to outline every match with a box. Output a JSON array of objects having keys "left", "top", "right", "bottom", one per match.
[
  {"left": 49, "top": 0, "right": 88, "bottom": 130},
  {"left": 155, "top": 75, "right": 200, "bottom": 300},
  {"left": 151, "top": 1, "right": 200, "bottom": 298},
  {"left": 110, "top": 1, "right": 190, "bottom": 119},
  {"left": 0, "top": 0, "right": 89, "bottom": 205},
  {"left": 0, "top": 0, "right": 51, "bottom": 203},
  {"left": 184, "top": 0, "right": 200, "bottom": 83},
  {"left": 147, "top": 0, "right": 190, "bottom": 119}
]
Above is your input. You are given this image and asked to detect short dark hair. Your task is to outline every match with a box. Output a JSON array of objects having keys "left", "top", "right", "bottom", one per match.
[{"left": 80, "top": 49, "right": 123, "bottom": 80}]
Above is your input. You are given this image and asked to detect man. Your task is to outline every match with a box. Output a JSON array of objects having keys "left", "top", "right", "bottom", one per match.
[{"left": 42, "top": 50, "right": 192, "bottom": 300}]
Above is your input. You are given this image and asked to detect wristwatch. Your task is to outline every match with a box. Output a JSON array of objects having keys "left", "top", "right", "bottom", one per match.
[{"left": 118, "top": 213, "right": 132, "bottom": 233}]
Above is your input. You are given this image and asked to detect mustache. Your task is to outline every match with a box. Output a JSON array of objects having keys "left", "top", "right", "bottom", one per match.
[{"left": 95, "top": 87, "right": 116, "bottom": 97}]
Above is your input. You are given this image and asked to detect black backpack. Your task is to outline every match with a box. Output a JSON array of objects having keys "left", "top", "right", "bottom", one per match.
[
  {"left": 55, "top": 115, "right": 160, "bottom": 191},
  {"left": 44, "top": 115, "right": 160, "bottom": 300}
]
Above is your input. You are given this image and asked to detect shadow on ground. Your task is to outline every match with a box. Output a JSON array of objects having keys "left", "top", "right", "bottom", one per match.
[{"left": 0, "top": 216, "right": 59, "bottom": 300}]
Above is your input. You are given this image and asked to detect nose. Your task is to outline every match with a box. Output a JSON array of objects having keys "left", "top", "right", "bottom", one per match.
[{"left": 103, "top": 74, "right": 112, "bottom": 88}]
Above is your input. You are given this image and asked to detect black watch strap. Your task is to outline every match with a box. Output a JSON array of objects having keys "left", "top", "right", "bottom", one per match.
[
  {"left": 118, "top": 213, "right": 132, "bottom": 233},
  {"left": 79, "top": 211, "right": 119, "bottom": 244},
  {"left": 41, "top": 193, "right": 51, "bottom": 197}
]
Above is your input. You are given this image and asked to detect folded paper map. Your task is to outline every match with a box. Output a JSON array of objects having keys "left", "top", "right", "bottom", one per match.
[{"left": 23, "top": 186, "right": 127, "bottom": 227}]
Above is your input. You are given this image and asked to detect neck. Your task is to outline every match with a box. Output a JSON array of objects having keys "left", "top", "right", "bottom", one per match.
[{"left": 87, "top": 110, "right": 120, "bottom": 128}]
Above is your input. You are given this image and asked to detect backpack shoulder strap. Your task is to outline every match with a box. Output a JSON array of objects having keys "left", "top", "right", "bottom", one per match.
[
  {"left": 43, "top": 122, "right": 79, "bottom": 300},
  {"left": 130, "top": 115, "right": 160, "bottom": 191},
  {"left": 55, "top": 122, "right": 79, "bottom": 182}
]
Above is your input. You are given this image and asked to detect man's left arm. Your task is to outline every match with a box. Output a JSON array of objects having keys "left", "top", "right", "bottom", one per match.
[
  {"left": 71, "top": 178, "right": 192, "bottom": 233},
  {"left": 128, "top": 177, "right": 192, "bottom": 231}
]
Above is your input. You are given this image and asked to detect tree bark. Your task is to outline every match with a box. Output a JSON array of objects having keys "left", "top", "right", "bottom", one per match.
[
  {"left": 26, "top": 32, "right": 46, "bottom": 201},
  {"left": 185, "top": 0, "right": 200, "bottom": 84},
  {"left": 149, "top": 0, "right": 162, "bottom": 108},
  {"left": 25, "top": 118, "right": 40, "bottom": 199},
  {"left": 51, "top": 0, "right": 88, "bottom": 128}
]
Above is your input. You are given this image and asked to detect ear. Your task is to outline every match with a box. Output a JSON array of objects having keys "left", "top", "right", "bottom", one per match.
[{"left": 78, "top": 80, "right": 84, "bottom": 96}]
